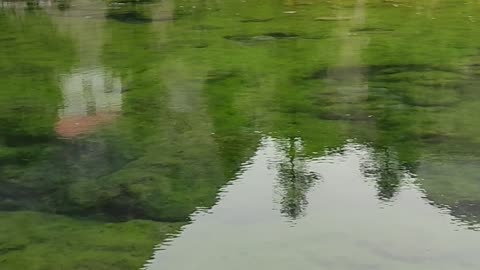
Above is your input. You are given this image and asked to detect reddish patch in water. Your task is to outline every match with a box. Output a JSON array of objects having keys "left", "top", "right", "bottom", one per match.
[{"left": 55, "top": 113, "right": 118, "bottom": 138}]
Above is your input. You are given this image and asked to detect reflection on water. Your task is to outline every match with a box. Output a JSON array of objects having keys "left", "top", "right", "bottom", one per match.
[
  {"left": 1, "top": 0, "right": 480, "bottom": 269},
  {"left": 56, "top": 67, "right": 122, "bottom": 138},
  {"left": 146, "top": 138, "right": 480, "bottom": 270},
  {"left": 361, "top": 147, "right": 408, "bottom": 201},
  {"left": 274, "top": 137, "right": 320, "bottom": 220}
]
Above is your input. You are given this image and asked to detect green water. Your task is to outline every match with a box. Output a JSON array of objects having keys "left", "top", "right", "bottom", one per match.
[{"left": 1, "top": 0, "right": 480, "bottom": 269}]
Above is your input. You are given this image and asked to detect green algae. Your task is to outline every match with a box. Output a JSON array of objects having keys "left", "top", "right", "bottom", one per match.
[{"left": 0, "top": 211, "right": 183, "bottom": 270}]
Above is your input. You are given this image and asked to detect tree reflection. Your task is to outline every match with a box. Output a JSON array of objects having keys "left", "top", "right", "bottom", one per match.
[
  {"left": 362, "top": 147, "right": 405, "bottom": 201},
  {"left": 276, "top": 138, "right": 319, "bottom": 220}
]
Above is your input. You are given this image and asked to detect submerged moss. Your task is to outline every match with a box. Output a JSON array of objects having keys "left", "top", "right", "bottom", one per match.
[{"left": 0, "top": 211, "right": 183, "bottom": 270}]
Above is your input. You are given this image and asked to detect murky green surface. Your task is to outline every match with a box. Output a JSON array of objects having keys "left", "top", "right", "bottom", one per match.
[{"left": 1, "top": 0, "right": 480, "bottom": 269}]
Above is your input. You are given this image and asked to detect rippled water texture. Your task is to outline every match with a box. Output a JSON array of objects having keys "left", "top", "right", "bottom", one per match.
[{"left": 1, "top": 0, "right": 480, "bottom": 269}]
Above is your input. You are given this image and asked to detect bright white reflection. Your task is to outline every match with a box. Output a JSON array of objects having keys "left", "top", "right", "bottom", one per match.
[{"left": 145, "top": 137, "right": 480, "bottom": 270}]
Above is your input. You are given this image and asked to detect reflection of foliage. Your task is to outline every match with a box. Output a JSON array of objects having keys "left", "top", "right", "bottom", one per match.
[
  {"left": 373, "top": 149, "right": 402, "bottom": 201},
  {"left": 276, "top": 138, "right": 319, "bottom": 220},
  {"left": 361, "top": 147, "right": 405, "bottom": 201},
  {"left": 417, "top": 154, "right": 480, "bottom": 227}
]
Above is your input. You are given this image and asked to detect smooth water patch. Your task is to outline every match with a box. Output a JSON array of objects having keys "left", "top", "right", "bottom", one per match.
[{"left": 146, "top": 138, "right": 480, "bottom": 270}]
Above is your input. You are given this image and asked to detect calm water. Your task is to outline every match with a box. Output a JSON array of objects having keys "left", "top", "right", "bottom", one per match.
[{"left": 1, "top": 0, "right": 480, "bottom": 269}]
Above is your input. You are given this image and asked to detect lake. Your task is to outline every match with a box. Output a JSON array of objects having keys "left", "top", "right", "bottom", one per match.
[{"left": 1, "top": 0, "right": 480, "bottom": 269}]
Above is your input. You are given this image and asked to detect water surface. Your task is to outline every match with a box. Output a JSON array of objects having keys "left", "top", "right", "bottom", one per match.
[
  {"left": 148, "top": 139, "right": 480, "bottom": 270},
  {"left": 1, "top": 0, "right": 480, "bottom": 269}
]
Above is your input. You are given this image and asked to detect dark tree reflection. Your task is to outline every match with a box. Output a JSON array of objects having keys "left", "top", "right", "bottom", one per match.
[
  {"left": 276, "top": 137, "right": 320, "bottom": 220},
  {"left": 374, "top": 150, "right": 401, "bottom": 200},
  {"left": 362, "top": 147, "right": 405, "bottom": 201}
]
